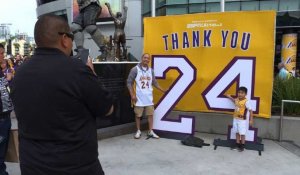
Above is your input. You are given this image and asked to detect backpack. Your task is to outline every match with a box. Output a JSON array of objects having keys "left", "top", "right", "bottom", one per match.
[{"left": 181, "top": 135, "right": 210, "bottom": 148}]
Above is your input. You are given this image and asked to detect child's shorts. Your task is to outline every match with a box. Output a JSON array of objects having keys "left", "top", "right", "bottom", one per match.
[{"left": 232, "top": 118, "right": 247, "bottom": 135}]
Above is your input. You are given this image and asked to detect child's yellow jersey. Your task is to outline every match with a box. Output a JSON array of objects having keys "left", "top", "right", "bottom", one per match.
[{"left": 233, "top": 98, "right": 248, "bottom": 120}]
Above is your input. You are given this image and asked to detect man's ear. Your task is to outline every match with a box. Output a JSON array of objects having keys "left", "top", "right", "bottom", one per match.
[{"left": 60, "top": 36, "right": 68, "bottom": 48}]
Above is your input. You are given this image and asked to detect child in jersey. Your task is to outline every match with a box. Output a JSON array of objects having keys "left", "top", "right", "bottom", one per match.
[{"left": 226, "top": 86, "right": 253, "bottom": 152}]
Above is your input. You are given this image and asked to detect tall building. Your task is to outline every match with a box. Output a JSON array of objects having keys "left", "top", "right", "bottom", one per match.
[{"left": 0, "top": 24, "right": 11, "bottom": 40}]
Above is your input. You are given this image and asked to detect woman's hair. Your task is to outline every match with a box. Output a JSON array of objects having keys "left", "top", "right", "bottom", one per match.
[
  {"left": 7, "top": 59, "right": 14, "bottom": 69},
  {"left": 9, "top": 57, "right": 15, "bottom": 66}
]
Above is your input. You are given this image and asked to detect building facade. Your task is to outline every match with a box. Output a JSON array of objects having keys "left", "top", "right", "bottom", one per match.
[{"left": 35, "top": 0, "right": 300, "bottom": 68}]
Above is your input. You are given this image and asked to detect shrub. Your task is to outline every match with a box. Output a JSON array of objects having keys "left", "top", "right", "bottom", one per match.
[{"left": 272, "top": 77, "right": 300, "bottom": 116}]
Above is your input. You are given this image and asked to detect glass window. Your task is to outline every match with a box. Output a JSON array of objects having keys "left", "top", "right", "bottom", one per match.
[
  {"left": 157, "top": 0, "right": 166, "bottom": 8},
  {"left": 36, "top": 0, "right": 56, "bottom": 6},
  {"left": 277, "top": 11, "right": 300, "bottom": 27},
  {"left": 156, "top": 7, "right": 167, "bottom": 16},
  {"left": 189, "top": 4, "right": 206, "bottom": 13},
  {"left": 142, "top": 0, "right": 151, "bottom": 14},
  {"left": 260, "top": 0, "right": 279, "bottom": 10},
  {"left": 225, "top": 2, "right": 241, "bottom": 11},
  {"left": 279, "top": 0, "right": 300, "bottom": 11},
  {"left": 206, "top": 0, "right": 220, "bottom": 2},
  {"left": 166, "top": 0, "right": 188, "bottom": 5},
  {"left": 166, "top": 5, "right": 188, "bottom": 15},
  {"left": 241, "top": 1, "right": 259, "bottom": 11},
  {"left": 206, "top": 2, "right": 221, "bottom": 12},
  {"left": 189, "top": 0, "right": 205, "bottom": 3}
]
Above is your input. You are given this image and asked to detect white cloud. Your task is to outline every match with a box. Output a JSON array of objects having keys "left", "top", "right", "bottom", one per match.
[{"left": 0, "top": 0, "right": 37, "bottom": 37}]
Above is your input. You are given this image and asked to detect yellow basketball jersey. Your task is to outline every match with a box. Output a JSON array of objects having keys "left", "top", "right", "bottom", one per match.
[{"left": 233, "top": 98, "right": 248, "bottom": 120}]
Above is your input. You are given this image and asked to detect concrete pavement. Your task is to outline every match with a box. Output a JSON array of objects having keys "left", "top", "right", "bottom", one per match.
[{"left": 6, "top": 132, "right": 300, "bottom": 175}]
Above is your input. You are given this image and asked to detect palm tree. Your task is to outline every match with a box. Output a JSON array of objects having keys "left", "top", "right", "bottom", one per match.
[
  {"left": 0, "top": 41, "right": 6, "bottom": 46},
  {"left": 13, "top": 43, "right": 20, "bottom": 48}
]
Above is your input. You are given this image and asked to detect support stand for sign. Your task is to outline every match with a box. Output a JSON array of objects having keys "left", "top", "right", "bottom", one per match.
[
  {"left": 213, "top": 125, "right": 264, "bottom": 156},
  {"left": 150, "top": 130, "right": 193, "bottom": 140}
]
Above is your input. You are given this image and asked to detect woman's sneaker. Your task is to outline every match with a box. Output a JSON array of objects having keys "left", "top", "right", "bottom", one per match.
[
  {"left": 148, "top": 130, "right": 160, "bottom": 139},
  {"left": 134, "top": 130, "right": 141, "bottom": 139}
]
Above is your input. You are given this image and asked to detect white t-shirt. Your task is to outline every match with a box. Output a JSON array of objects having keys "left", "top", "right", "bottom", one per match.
[{"left": 135, "top": 66, "right": 154, "bottom": 107}]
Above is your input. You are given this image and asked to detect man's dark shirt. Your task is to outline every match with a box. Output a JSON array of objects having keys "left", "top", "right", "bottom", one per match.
[{"left": 11, "top": 48, "right": 112, "bottom": 175}]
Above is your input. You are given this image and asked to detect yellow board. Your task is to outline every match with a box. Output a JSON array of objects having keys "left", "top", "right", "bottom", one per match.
[{"left": 144, "top": 11, "right": 276, "bottom": 118}]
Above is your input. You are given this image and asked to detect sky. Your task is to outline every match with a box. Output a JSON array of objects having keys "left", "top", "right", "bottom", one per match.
[{"left": 0, "top": 0, "right": 37, "bottom": 37}]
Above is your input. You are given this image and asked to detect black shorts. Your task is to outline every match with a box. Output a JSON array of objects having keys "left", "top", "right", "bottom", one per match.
[{"left": 73, "top": 3, "right": 101, "bottom": 27}]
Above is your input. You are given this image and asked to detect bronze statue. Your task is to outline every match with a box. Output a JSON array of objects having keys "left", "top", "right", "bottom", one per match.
[
  {"left": 71, "top": 0, "right": 107, "bottom": 61},
  {"left": 105, "top": 3, "right": 128, "bottom": 61}
]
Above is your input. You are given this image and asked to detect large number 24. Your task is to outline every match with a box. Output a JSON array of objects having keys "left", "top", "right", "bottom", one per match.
[{"left": 152, "top": 55, "right": 259, "bottom": 134}]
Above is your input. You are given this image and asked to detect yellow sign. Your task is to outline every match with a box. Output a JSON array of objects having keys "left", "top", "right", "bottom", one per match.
[{"left": 144, "top": 11, "right": 276, "bottom": 118}]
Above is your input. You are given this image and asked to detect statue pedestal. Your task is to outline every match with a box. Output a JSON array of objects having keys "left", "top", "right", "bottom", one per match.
[{"left": 93, "top": 61, "right": 139, "bottom": 129}]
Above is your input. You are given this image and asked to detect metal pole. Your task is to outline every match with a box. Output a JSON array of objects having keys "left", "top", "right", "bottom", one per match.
[
  {"left": 279, "top": 101, "right": 284, "bottom": 142},
  {"left": 220, "top": 0, "right": 225, "bottom": 12},
  {"left": 279, "top": 100, "right": 300, "bottom": 142},
  {"left": 151, "top": 0, "right": 156, "bottom": 17}
]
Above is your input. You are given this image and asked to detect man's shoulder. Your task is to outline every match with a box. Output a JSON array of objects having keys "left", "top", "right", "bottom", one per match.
[
  {"left": 69, "top": 57, "right": 86, "bottom": 68},
  {"left": 130, "top": 66, "right": 138, "bottom": 72}
]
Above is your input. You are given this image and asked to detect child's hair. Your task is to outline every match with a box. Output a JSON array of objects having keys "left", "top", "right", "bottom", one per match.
[{"left": 238, "top": 86, "right": 248, "bottom": 94}]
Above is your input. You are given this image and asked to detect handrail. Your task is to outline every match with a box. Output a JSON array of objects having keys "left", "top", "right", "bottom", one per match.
[{"left": 279, "top": 100, "right": 300, "bottom": 142}]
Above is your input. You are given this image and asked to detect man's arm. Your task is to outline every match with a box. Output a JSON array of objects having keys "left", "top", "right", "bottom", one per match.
[
  {"left": 249, "top": 110, "right": 254, "bottom": 127},
  {"left": 246, "top": 101, "right": 254, "bottom": 126},
  {"left": 105, "top": 3, "right": 116, "bottom": 19},
  {"left": 106, "top": 106, "right": 114, "bottom": 116},
  {"left": 123, "top": 6, "right": 128, "bottom": 21},
  {"left": 5, "top": 72, "right": 13, "bottom": 81},
  {"left": 127, "top": 67, "right": 137, "bottom": 104},
  {"left": 86, "top": 56, "right": 97, "bottom": 75},
  {"left": 77, "top": 60, "right": 114, "bottom": 118}
]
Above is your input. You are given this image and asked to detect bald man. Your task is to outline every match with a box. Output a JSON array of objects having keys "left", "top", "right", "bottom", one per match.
[{"left": 11, "top": 14, "right": 113, "bottom": 175}]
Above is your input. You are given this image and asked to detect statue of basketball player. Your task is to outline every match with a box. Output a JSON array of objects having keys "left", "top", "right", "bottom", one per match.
[
  {"left": 71, "top": 0, "right": 107, "bottom": 61},
  {"left": 105, "top": 3, "right": 128, "bottom": 61}
]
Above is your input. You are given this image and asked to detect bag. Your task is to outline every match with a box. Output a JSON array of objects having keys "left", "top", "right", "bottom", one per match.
[
  {"left": 181, "top": 135, "right": 210, "bottom": 148},
  {"left": 5, "top": 129, "right": 19, "bottom": 163}
]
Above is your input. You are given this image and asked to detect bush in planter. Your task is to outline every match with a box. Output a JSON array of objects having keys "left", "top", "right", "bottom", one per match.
[{"left": 272, "top": 77, "right": 300, "bottom": 116}]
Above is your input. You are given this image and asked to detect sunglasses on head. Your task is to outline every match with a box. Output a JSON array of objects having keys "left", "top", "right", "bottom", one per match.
[{"left": 58, "top": 32, "right": 74, "bottom": 41}]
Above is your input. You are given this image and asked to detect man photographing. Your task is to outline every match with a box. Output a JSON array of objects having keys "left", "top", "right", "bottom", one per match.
[{"left": 11, "top": 14, "right": 113, "bottom": 175}]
